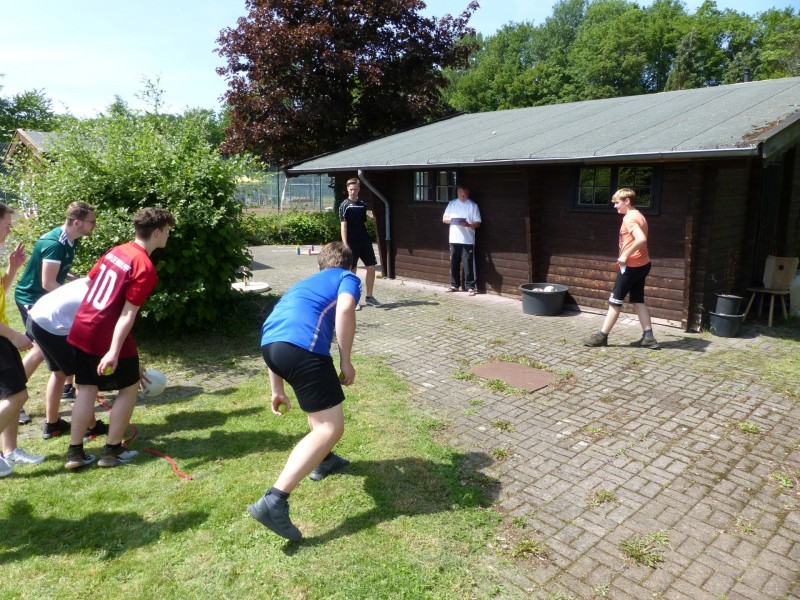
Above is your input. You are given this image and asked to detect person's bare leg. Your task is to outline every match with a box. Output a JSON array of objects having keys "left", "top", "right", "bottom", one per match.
[
  {"left": 601, "top": 303, "right": 623, "bottom": 334},
  {"left": 69, "top": 385, "right": 98, "bottom": 446},
  {"left": 105, "top": 383, "right": 139, "bottom": 445},
  {"left": 1, "top": 391, "right": 28, "bottom": 454},
  {"left": 22, "top": 345, "right": 44, "bottom": 378},
  {"left": 45, "top": 371, "right": 68, "bottom": 424},
  {"left": 365, "top": 265, "right": 376, "bottom": 297},
  {"left": 273, "top": 404, "right": 345, "bottom": 493},
  {"left": 633, "top": 302, "right": 653, "bottom": 332}
]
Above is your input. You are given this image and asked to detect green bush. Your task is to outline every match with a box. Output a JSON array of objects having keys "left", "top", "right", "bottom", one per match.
[
  {"left": 240, "top": 210, "right": 375, "bottom": 246},
  {"left": 3, "top": 110, "right": 253, "bottom": 331}
]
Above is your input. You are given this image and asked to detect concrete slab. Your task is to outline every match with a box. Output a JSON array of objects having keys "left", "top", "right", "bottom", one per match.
[{"left": 470, "top": 361, "right": 555, "bottom": 392}]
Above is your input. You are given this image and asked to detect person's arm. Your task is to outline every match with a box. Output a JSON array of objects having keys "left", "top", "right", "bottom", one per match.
[
  {"left": 340, "top": 221, "right": 349, "bottom": 246},
  {"left": 41, "top": 260, "right": 62, "bottom": 292},
  {"left": 0, "top": 322, "right": 32, "bottom": 350},
  {"left": 267, "top": 367, "right": 291, "bottom": 415},
  {"left": 2, "top": 242, "right": 25, "bottom": 293},
  {"left": 97, "top": 301, "right": 140, "bottom": 375},
  {"left": 334, "top": 293, "right": 356, "bottom": 385}
]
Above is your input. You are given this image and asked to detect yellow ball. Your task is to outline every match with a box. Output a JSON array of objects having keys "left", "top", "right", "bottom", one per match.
[
  {"left": 278, "top": 404, "right": 287, "bottom": 414},
  {"left": 103, "top": 365, "right": 113, "bottom": 376}
]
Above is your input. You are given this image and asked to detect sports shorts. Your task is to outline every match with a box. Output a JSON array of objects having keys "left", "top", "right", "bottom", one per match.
[
  {"left": 609, "top": 262, "right": 651, "bottom": 306},
  {"left": 0, "top": 337, "right": 27, "bottom": 398},
  {"left": 261, "top": 342, "right": 344, "bottom": 413},
  {"left": 347, "top": 238, "right": 377, "bottom": 269},
  {"left": 27, "top": 319, "right": 75, "bottom": 375},
  {"left": 15, "top": 301, "right": 34, "bottom": 340},
  {"left": 73, "top": 347, "right": 140, "bottom": 392}
]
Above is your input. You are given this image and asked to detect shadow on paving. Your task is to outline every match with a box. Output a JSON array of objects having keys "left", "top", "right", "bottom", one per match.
[
  {"left": 284, "top": 451, "right": 500, "bottom": 550},
  {"left": 0, "top": 500, "right": 207, "bottom": 563}
]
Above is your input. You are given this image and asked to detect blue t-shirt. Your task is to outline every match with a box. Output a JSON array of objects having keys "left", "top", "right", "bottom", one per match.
[{"left": 260, "top": 268, "right": 361, "bottom": 355}]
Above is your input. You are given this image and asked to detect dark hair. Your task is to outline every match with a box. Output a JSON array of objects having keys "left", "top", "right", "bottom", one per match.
[
  {"left": 317, "top": 241, "right": 353, "bottom": 270},
  {"left": 0, "top": 202, "right": 13, "bottom": 219},
  {"left": 457, "top": 184, "right": 469, "bottom": 192},
  {"left": 133, "top": 207, "right": 175, "bottom": 240}
]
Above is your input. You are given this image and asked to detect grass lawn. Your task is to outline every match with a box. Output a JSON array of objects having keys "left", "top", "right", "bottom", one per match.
[{"left": 1, "top": 297, "right": 507, "bottom": 599}]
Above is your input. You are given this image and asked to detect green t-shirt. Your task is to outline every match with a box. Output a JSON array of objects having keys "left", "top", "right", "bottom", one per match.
[{"left": 14, "top": 226, "right": 78, "bottom": 306}]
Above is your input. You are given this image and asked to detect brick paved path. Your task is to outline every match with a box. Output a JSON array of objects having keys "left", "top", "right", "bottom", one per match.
[{"left": 248, "top": 246, "right": 800, "bottom": 599}]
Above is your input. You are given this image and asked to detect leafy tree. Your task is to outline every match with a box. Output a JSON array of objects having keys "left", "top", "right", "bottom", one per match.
[
  {"left": 0, "top": 88, "right": 56, "bottom": 142},
  {"left": 666, "top": 29, "right": 708, "bottom": 90},
  {"left": 4, "top": 109, "right": 253, "bottom": 331},
  {"left": 216, "top": 0, "right": 479, "bottom": 165}
]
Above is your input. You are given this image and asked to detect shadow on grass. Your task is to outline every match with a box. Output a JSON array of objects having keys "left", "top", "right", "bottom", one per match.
[
  {"left": 0, "top": 500, "right": 207, "bottom": 564},
  {"left": 287, "top": 451, "right": 499, "bottom": 549}
]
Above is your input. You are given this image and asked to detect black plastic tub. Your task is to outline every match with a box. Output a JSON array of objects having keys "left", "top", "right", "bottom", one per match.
[
  {"left": 519, "top": 283, "right": 568, "bottom": 316},
  {"left": 708, "top": 311, "right": 744, "bottom": 337}
]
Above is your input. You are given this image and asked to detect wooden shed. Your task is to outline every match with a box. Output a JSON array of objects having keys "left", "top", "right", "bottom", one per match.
[{"left": 287, "top": 78, "right": 800, "bottom": 330}]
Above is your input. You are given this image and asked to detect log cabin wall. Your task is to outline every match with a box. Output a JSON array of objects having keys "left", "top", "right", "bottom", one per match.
[{"left": 531, "top": 163, "right": 690, "bottom": 326}]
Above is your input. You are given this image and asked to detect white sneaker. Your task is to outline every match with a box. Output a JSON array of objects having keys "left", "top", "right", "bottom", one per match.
[
  {"left": 5, "top": 447, "right": 45, "bottom": 465},
  {"left": 355, "top": 303, "right": 362, "bottom": 311},
  {"left": 0, "top": 456, "right": 12, "bottom": 477}
]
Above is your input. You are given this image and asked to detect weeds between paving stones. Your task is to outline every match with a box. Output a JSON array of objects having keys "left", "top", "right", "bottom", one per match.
[{"left": 618, "top": 531, "right": 670, "bottom": 568}]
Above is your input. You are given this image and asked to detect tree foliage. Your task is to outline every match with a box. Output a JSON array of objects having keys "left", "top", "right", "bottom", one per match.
[
  {"left": 3, "top": 109, "right": 253, "bottom": 331},
  {"left": 0, "top": 87, "right": 57, "bottom": 142},
  {"left": 216, "top": 0, "right": 479, "bottom": 165},
  {"left": 447, "top": 0, "right": 800, "bottom": 112}
]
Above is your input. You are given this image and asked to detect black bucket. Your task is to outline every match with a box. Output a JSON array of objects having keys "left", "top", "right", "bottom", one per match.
[
  {"left": 519, "top": 283, "right": 568, "bottom": 316},
  {"left": 709, "top": 312, "right": 744, "bottom": 337},
  {"left": 715, "top": 294, "right": 743, "bottom": 315}
]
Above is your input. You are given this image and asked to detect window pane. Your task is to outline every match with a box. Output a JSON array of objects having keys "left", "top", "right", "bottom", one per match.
[
  {"left": 593, "top": 187, "right": 610, "bottom": 205},
  {"left": 618, "top": 167, "right": 635, "bottom": 186},
  {"left": 635, "top": 167, "right": 652, "bottom": 186},
  {"left": 595, "top": 168, "right": 611, "bottom": 186},
  {"left": 636, "top": 188, "right": 651, "bottom": 207},
  {"left": 579, "top": 187, "right": 594, "bottom": 205},
  {"left": 580, "top": 168, "right": 595, "bottom": 186}
]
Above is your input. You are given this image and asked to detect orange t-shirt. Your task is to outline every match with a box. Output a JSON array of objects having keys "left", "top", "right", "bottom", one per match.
[{"left": 619, "top": 210, "right": 650, "bottom": 267}]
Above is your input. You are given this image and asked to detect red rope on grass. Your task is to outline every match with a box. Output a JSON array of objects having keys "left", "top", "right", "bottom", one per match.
[{"left": 96, "top": 395, "right": 193, "bottom": 480}]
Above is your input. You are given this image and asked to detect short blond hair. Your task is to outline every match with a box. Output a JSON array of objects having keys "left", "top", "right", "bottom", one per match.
[
  {"left": 612, "top": 188, "right": 636, "bottom": 204},
  {"left": 346, "top": 177, "right": 360, "bottom": 187}
]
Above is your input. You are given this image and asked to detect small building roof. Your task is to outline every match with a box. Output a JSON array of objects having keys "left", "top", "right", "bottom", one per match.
[
  {"left": 288, "top": 77, "right": 800, "bottom": 174},
  {"left": 2, "top": 129, "right": 59, "bottom": 163}
]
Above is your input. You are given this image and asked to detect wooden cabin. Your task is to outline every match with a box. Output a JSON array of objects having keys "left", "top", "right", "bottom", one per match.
[{"left": 288, "top": 78, "right": 800, "bottom": 330}]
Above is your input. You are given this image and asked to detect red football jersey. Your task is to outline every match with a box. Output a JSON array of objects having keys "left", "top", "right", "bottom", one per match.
[{"left": 68, "top": 242, "right": 157, "bottom": 357}]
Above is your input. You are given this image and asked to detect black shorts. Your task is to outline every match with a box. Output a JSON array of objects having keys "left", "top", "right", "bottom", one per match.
[
  {"left": 348, "top": 238, "right": 377, "bottom": 269},
  {"left": 610, "top": 263, "right": 651, "bottom": 305},
  {"left": 73, "top": 348, "right": 140, "bottom": 392},
  {"left": 26, "top": 319, "right": 75, "bottom": 375},
  {"left": 16, "top": 301, "right": 34, "bottom": 340},
  {"left": 261, "top": 342, "right": 344, "bottom": 413},
  {"left": 0, "top": 337, "right": 27, "bottom": 398}
]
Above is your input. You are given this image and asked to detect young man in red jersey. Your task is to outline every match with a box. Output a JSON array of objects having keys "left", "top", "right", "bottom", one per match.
[{"left": 64, "top": 207, "right": 175, "bottom": 470}]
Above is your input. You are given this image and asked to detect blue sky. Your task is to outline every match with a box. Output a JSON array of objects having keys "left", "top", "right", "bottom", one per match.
[{"left": 0, "top": 0, "right": 795, "bottom": 117}]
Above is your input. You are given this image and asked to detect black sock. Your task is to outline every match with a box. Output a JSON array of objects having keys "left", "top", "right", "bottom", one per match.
[
  {"left": 105, "top": 442, "right": 122, "bottom": 452},
  {"left": 268, "top": 487, "right": 289, "bottom": 500},
  {"left": 643, "top": 329, "right": 654, "bottom": 339},
  {"left": 599, "top": 331, "right": 608, "bottom": 338},
  {"left": 322, "top": 452, "right": 334, "bottom": 462},
  {"left": 68, "top": 443, "right": 83, "bottom": 451}
]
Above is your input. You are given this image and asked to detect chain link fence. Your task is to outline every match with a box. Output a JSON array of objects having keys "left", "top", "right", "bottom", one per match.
[{"left": 235, "top": 171, "right": 335, "bottom": 212}]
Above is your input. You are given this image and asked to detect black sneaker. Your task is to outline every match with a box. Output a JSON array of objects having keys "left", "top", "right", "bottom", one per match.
[
  {"left": 84, "top": 420, "right": 109, "bottom": 442},
  {"left": 583, "top": 332, "right": 608, "bottom": 347},
  {"left": 61, "top": 383, "right": 76, "bottom": 401},
  {"left": 43, "top": 418, "right": 71, "bottom": 439},
  {"left": 365, "top": 295, "right": 381, "bottom": 307},
  {"left": 98, "top": 445, "right": 139, "bottom": 468},
  {"left": 18, "top": 409, "right": 31, "bottom": 425},
  {"left": 65, "top": 447, "right": 96, "bottom": 471},
  {"left": 309, "top": 453, "right": 350, "bottom": 481},
  {"left": 247, "top": 493, "right": 302, "bottom": 541}
]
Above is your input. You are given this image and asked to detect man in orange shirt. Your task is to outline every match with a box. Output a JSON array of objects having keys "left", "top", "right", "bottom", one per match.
[{"left": 584, "top": 188, "right": 660, "bottom": 349}]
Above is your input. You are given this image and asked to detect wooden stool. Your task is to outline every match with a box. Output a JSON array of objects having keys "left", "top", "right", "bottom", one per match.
[{"left": 744, "top": 288, "right": 790, "bottom": 327}]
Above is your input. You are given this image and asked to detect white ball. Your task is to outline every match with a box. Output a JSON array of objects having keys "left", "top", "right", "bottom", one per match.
[{"left": 141, "top": 369, "right": 167, "bottom": 397}]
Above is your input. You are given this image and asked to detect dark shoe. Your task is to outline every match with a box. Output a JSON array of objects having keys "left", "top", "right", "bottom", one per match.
[
  {"left": 65, "top": 447, "right": 96, "bottom": 471},
  {"left": 43, "top": 418, "right": 71, "bottom": 439},
  {"left": 61, "top": 383, "right": 76, "bottom": 401},
  {"left": 98, "top": 446, "right": 139, "bottom": 468},
  {"left": 583, "top": 332, "right": 608, "bottom": 347},
  {"left": 631, "top": 336, "right": 661, "bottom": 350},
  {"left": 247, "top": 493, "right": 302, "bottom": 541},
  {"left": 365, "top": 295, "right": 381, "bottom": 307},
  {"left": 84, "top": 420, "right": 109, "bottom": 442},
  {"left": 309, "top": 453, "right": 350, "bottom": 481},
  {"left": 18, "top": 410, "right": 31, "bottom": 425}
]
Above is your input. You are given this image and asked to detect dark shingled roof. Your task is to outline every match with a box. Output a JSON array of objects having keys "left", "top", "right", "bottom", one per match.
[{"left": 288, "top": 77, "right": 800, "bottom": 174}]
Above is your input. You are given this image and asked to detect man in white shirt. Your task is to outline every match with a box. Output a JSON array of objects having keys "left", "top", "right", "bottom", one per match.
[{"left": 442, "top": 185, "right": 481, "bottom": 295}]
